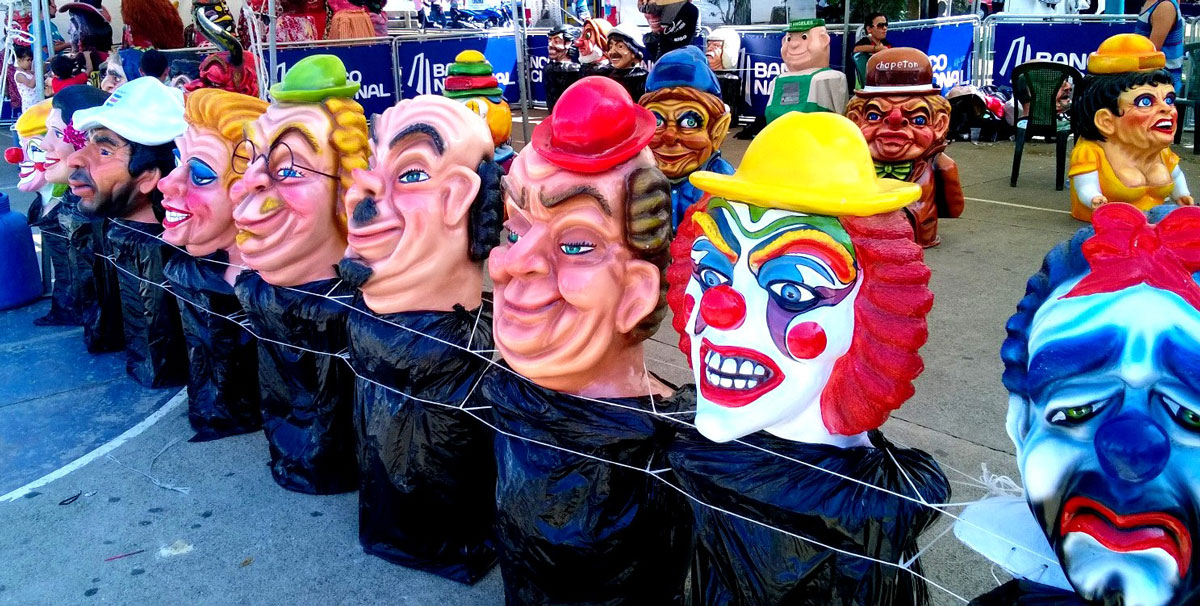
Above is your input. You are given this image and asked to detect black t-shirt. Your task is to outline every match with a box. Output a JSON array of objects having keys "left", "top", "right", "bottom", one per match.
[
  {"left": 659, "top": 1, "right": 699, "bottom": 57},
  {"left": 854, "top": 36, "right": 891, "bottom": 49}
]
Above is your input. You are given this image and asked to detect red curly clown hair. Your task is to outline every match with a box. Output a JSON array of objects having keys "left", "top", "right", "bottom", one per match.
[{"left": 666, "top": 198, "right": 933, "bottom": 436}]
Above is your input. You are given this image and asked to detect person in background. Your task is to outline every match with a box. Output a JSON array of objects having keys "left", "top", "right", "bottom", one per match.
[
  {"left": 414, "top": 0, "right": 426, "bottom": 30},
  {"left": 50, "top": 53, "right": 88, "bottom": 94},
  {"left": 853, "top": 12, "right": 891, "bottom": 54},
  {"left": 140, "top": 48, "right": 169, "bottom": 82},
  {"left": 13, "top": 45, "right": 40, "bottom": 113},
  {"left": 29, "top": 0, "right": 71, "bottom": 54},
  {"left": 1135, "top": 0, "right": 1184, "bottom": 90}
]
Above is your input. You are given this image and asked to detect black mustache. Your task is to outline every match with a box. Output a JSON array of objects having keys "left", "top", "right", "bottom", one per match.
[
  {"left": 336, "top": 257, "right": 374, "bottom": 288},
  {"left": 69, "top": 168, "right": 94, "bottom": 189},
  {"left": 352, "top": 196, "right": 378, "bottom": 226}
]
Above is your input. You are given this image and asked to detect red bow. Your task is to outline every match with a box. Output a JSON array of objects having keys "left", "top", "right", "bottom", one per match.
[{"left": 1065, "top": 203, "right": 1200, "bottom": 309}]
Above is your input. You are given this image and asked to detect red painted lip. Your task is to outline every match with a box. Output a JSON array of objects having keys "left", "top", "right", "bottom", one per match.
[
  {"left": 1152, "top": 118, "right": 1175, "bottom": 133},
  {"left": 161, "top": 205, "right": 193, "bottom": 229},
  {"left": 1060, "top": 496, "right": 1192, "bottom": 576},
  {"left": 698, "top": 338, "right": 785, "bottom": 408}
]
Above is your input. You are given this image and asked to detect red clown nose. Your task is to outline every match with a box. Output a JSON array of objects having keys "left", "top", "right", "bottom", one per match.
[
  {"left": 4, "top": 147, "right": 23, "bottom": 164},
  {"left": 700, "top": 285, "right": 746, "bottom": 330}
]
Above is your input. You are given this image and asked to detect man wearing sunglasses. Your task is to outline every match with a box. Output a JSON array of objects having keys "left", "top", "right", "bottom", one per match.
[
  {"left": 852, "top": 13, "right": 892, "bottom": 55},
  {"left": 228, "top": 54, "right": 370, "bottom": 495},
  {"left": 67, "top": 75, "right": 189, "bottom": 388}
]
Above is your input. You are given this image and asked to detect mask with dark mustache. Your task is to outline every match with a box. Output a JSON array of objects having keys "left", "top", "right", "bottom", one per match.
[{"left": 71, "top": 166, "right": 141, "bottom": 219}]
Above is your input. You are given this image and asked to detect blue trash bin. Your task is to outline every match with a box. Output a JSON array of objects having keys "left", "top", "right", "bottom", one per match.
[{"left": 0, "top": 191, "right": 43, "bottom": 310}]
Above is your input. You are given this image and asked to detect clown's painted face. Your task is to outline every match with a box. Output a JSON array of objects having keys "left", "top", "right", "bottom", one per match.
[
  {"left": 850, "top": 96, "right": 948, "bottom": 163},
  {"left": 575, "top": 22, "right": 607, "bottom": 64},
  {"left": 42, "top": 109, "right": 75, "bottom": 184},
  {"left": 1014, "top": 280, "right": 1200, "bottom": 606},
  {"left": 1102, "top": 83, "right": 1178, "bottom": 150},
  {"left": 781, "top": 26, "right": 830, "bottom": 74},
  {"left": 682, "top": 198, "right": 861, "bottom": 444},
  {"left": 12, "top": 134, "right": 48, "bottom": 193},
  {"left": 159, "top": 127, "right": 238, "bottom": 257},
  {"left": 229, "top": 104, "right": 344, "bottom": 286},
  {"left": 646, "top": 96, "right": 721, "bottom": 179}
]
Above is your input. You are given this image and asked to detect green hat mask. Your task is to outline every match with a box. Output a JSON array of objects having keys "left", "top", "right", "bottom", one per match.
[
  {"left": 786, "top": 18, "right": 825, "bottom": 32},
  {"left": 270, "top": 54, "right": 360, "bottom": 103}
]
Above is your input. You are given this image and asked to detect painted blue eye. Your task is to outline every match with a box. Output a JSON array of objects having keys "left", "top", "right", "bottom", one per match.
[
  {"left": 866, "top": 111, "right": 882, "bottom": 121},
  {"left": 913, "top": 116, "right": 928, "bottom": 126},
  {"left": 506, "top": 231, "right": 519, "bottom": 244},
  {"left": 173, "top": 148, "right": 182, "bottom": 167},
  {"left": 679, "top": 111, "right": 704, "bottom": 129},
  {"left": 1166, "top": 93, "right": 1176, "bottom": 106},
  {"left": 769, "top": 281, "right": 813, "bottom": 304},
  {"left": 1135, "top": 94, "right": 1155, "bottom": 107},
  {"left": 653, "top": 112, "right": 665, "bottom": 128},
  {"left": 399, "top": 169, "right": 430, "bottom": 184},
  {"left": 187, "top": 158, "right": 218, "bottom": 186},
  {"left": 276, "top": 167, "right": 303, "bottom": 179},
  {"left": 700, "top": 267, "right": 730, "bottom": 288},
  {"left": 560, "top": 242, "right": 595, "bottom": 255}
]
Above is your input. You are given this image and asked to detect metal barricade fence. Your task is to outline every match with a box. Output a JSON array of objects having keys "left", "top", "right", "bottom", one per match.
[{"left": 975, "top": 13, "right": 1138, "bottom": 87}]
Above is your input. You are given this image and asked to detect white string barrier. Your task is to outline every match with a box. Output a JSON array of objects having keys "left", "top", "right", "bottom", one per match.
[
  {"left": 73, "top": 217, "right": 1053, "bottom": 601},
  {"left": 101, "top": 218, "right": 1057, "bottom": 568}
]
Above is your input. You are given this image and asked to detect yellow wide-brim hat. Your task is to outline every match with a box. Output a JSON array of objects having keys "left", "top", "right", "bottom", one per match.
[
  {"left": 15, "top": 99, "right": 52, "bottom": 139},
  {"left": 1087, "top": 34, "right": 1166, "bottom": 74},
  {"left": 689, "top": 112, "right": 921, "bottom": 217}
]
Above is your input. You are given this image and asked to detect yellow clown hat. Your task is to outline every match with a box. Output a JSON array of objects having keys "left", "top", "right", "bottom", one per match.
[
  {"left": 1087, "top": 34, "right": 1165, "bottom": 74},
  {"left": 689, "top": 112, "right": 921, "bottom": 216},
  {"left": 15, "top": 99, "right": 52, "bottom": 139}
]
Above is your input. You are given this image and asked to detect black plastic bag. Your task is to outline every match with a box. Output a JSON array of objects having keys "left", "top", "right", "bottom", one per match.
[
  {"left": 968, "top": 580, "right": 1089, "bottom": 605},
  {"left": 163, "top": 251, "right": 261, "bottom": 442},
  {"left": 105, "top": 220, "right": 188, "bottom": 388},
  {"left": 59, "top": 196, "right": 124, "bottom": 353},
  {"left": 482, "top": 367, "right": 692, "bottom": 606},
  {"left": 28, "top": 194, "right": 81, "bottom": 325},
  {"left": 545, "top": 62, "right": 582, "bottom": 111},
  {"left": 234, "top": 272, "right": 357, "bottom": 495},
  {"left": 668, "top": 384, "right": 950, "bottom": 606},
  {"left": 349, "top": 301, "right": 497, "bottom": 584}
]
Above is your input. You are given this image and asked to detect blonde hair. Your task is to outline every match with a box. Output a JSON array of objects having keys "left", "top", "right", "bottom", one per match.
[
  {"left": 321, "top": 96, "right": 370, "bottom": 194},
  {"left": 184, "top": 88, "right": 269, "bottom": 186},
  {"left": 16, "top": 99, "right": 52, "bottom": 138}
]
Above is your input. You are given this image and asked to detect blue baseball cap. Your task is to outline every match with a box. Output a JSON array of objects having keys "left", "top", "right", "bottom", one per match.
[{"left": 645, "top": 46, "right": 721, "bottom": 97}]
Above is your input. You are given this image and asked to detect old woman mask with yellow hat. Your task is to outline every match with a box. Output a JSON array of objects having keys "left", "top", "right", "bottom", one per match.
[{"left": 666, "top": 112, "right": 934, "bottom": 446}]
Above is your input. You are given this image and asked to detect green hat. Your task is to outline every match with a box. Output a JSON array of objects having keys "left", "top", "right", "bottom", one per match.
[
  {"left": 786, "top": 18, "right": 825, "bottom": 32},
  {"left": 270, "top": 54, "right": 360, "bottom": 103}
]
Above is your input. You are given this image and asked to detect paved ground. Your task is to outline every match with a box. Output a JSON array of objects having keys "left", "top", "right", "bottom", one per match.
[{"left": 2, "top": 115, "right": 1197, "bottom": 605}]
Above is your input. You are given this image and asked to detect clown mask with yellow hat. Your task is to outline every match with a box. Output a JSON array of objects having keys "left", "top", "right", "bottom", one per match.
[{"left": 666, "top": 111, "right": 935, "bottom": 446}]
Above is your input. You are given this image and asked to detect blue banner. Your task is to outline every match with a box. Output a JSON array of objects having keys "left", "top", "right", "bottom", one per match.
[
  {"left": 273, "top": 42, "right": 396, "bottom": 117},
  {"left": 525, "top": 34, "right": 549, "bottom": 104},
  {"left": 393, "top": 35, "right": 522, "bottom": 103},
  {"left": 890, "top": 21, "right": 974, "bottom": 93},
  {"left": 991, "top": 20, "right": 1136, "bottom": 87}
]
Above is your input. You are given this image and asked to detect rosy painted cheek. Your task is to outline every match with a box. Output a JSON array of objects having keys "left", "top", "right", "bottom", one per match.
[
  {"left": 684, "top": 294, "right": 696, "bottom": 324},
  {"left": 786, "top": 321, "right": 827, "bottom": 359}
]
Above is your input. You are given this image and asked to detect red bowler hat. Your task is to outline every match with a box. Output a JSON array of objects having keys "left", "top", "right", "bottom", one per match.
[{"left": 531, "top": 76, "right": 656, "bottom": 173}]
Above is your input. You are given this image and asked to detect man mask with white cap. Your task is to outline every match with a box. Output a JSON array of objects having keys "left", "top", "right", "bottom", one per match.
[
  {"left": 67, "top": 76, "right": 190, "bottom": 388},
  {"left": 68, "top": 76, "right": 186, "bottom": 222}
]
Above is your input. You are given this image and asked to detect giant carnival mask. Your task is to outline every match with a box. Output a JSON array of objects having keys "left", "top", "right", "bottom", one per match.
[
  {"left": 228, "top": 54, "right": 369, "bottom": 287},
  {"left": 67, "top": 77, "right": 185, "bottom": 221},
  {"left": 706, "top": 27, "right": 741, "bottom": 72},
  {"left": 185, "top": 0, "right": 259, "bottom": 96},
  {"left": 490, "top": 77, "right": 673, "bottom": 397},
  {"left": 781, "top": 18, "right": 831, "bottom": 74},
  {"left": 548, "top": 25, "right": 576, "bottom": 63},
  {"left": 341, "top": 95, "right": 501, "bottom": 314},
  {"left": 1001, "top": 203, "right": 1200, "bottom": 606},
  {"left": 44, "top": 85, "right": 110, "bottom": 186},
  {"left": 576, "top": 18, "right": 612, "bottom": 66},
  {"left": 159, "top": 89, "right": 268, "bottom": 271},
  {"left": 641, "top": 47, "right": 731, "bottom": 181},
  {"left": 666, "top": 112, "right": 932, "bottom": 445},
  {"left": 845, "top": 47, "right": 963, "bottom": 248},
  {"left": 61, "top": 0, "right": 112, "bottom": 53},
  {"left": 607, "top": 23, "right": 646, "bottom": 70},
  {"left": 1069, "top": 34, "right": 1191, "bottom": 223},
  {"left": 442, "top": 51, "right": 513, "bottom": 166},
  {"left": 6, "top": 100, "right": 53, "bottom": 195}
]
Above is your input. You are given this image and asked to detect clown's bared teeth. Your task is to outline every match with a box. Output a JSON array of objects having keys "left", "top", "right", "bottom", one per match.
[
  {"left": 733, "top": 378, "right": 746, "bottom": 389},
  {"left": 719, "top": 377, "right": 734, "bottom": 388},
  {"left": 721, "top": 358, "right": 736, "bottom": 373},
  {"left": 165, "top": 211, "right": 190, "bottom": 224},
  {"left": 739, "top": 361, "right": 753, "bottom": 375},
  {"left": 746, "top": 379, "right": 759, "bottom": 389},
  {"left": 753, "top": 364, "right": 766, "bottom": 376}
]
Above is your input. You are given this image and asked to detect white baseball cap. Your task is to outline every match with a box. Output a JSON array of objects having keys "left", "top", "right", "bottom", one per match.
[{"left": 73, "top": 77, "right": 186, "bottom": 146}]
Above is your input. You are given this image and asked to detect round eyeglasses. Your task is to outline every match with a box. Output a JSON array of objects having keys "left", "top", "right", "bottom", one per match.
[{"left": 231, "top": 139, "right": 338, "bottom": 182}]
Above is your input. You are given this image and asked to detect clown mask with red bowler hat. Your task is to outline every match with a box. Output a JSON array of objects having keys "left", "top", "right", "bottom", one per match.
[{"left": 490, "top": 76, "right": 674, "bottom": 398}]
